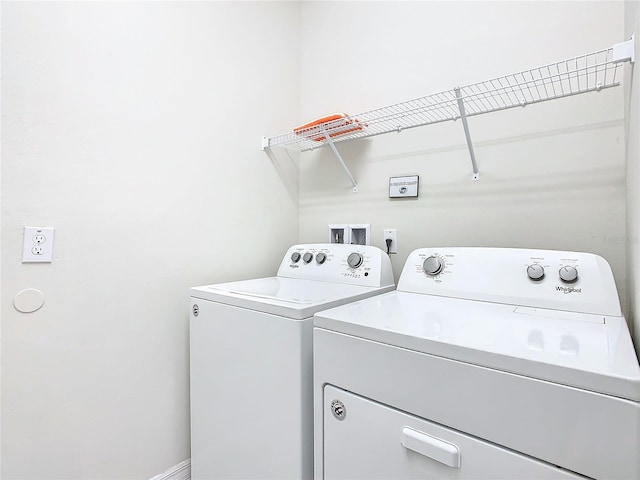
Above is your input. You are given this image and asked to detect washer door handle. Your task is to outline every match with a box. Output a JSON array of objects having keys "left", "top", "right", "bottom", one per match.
[{"left": 401, "top": 427, "right": 461, "bottom": 468}]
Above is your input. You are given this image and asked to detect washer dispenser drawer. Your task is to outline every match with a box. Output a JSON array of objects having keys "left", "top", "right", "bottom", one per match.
[{"left": 323, "top": 385, "right": 585, "bottom": 479}]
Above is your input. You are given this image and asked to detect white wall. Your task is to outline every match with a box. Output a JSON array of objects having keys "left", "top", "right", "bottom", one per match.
[
  {"left": 298, "top": 1, "right": 628, "bottom": 311},
  {"left": 625, "top": 0, "right": 640, "bottom": 354},
  {"left": 1, "top": 2, "right": 299, "bottom": 479},
  {"left": 1, "top": 2, "right": 634, "bottom": 479}
]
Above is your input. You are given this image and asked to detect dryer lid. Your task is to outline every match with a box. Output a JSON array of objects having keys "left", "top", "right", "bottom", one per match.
[{"left": 314, "top": 291, "right": 640, "bottom": 402}]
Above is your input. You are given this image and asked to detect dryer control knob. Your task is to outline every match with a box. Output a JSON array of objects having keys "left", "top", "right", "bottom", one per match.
[
  {"left": 316, "top": 252, "right": 327, "bottom": 264},
  {"left": 347, "top": 253, "right": 363, "bottom": 269},
  {"left": 527, "top": 264, "right": 545, "bottom": 281},
  {"left": 559, "top": 265, "right": 578, "bottom": 283},
  {"left": 291, "top": 252, "right": 301, "bottom": 263},
  {"left": 302, "top": 252, "right": 314, "bottom": 264},
  {"left": 423, "top": 255, "right": 445, "bottom": 276}
]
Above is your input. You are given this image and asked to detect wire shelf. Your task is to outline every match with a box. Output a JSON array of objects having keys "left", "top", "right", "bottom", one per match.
[{"left": 265, "top": 46, "right": 628, "bottom": 152}]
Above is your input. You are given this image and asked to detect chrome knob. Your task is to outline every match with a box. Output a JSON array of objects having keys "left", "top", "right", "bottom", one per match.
[
  {"left": 423, "top": 256, "right": 445, "bottom": 276},
  {"left": 347, "top": 253, "right": 363, "bottom": 269},
  {"left": 316, "top": 252, "right": 327, "bottom": 264},
  {"left": 527, "top": 264, "right": 545, "bottom": 281},
  {"left": 302, "top": 252, "right": 313, "bottom": 264},
  {"left": 559, "top": 266, "right": 578, "bottom": 283},
  {"left": 291, "top": 252, "right": 301, "bottom": 263}
]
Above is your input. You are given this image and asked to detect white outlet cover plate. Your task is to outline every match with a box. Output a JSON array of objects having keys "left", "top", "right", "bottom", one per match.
[
  {"left": 384, "top": 229, "right": 398, "bottom": 254},
  {"left": 23, "top": 226, "right": 54, "bottom": 263}
]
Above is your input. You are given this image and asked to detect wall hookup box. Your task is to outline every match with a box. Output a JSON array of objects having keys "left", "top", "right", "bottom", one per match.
[{"left": 389, "top": 175, "right": 419, "bottom": 198}]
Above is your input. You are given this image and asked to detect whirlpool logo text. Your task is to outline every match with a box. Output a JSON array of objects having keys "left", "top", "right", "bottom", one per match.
[{"left": 556, "top": 286, "right": 582, "bottom": 294}]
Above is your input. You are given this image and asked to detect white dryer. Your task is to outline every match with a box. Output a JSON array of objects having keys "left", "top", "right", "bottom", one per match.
[
  {"left": 314, "top": 247, "right": 640, "bottom": 480},
  {"left": 190, "top": 243, "right": 394, "bottom": 480}
]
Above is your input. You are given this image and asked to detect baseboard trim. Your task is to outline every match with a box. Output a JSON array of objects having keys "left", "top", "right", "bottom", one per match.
[{"left": 150, "top": 458, "right": 190, "bottom": 480}]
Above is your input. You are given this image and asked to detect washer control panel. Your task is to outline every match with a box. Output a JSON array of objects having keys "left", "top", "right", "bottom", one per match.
[
  {"left": 278, "top": 244, "right": 395, "bottom": 288},
  {"left": 397, "top": 247, "right": 621, "bottom": 316}
]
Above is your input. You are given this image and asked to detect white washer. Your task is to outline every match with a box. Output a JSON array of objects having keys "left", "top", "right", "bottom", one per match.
[
  {"left": 314, "top": 247, "right": 640, "bottom": 480},
  {"left": 190, "top": 243, "right": 394, "bottom": 480}
]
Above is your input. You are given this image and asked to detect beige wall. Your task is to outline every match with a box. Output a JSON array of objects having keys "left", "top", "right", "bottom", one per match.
[
  {"left": 298, "top": 1, "right": 628, "bottom": 312},
  {"left": 1, "top": 2, "right": 299, "bottom": 478},
  {"left": 625, "top": 0, "right": 640, "bottom": 355}
]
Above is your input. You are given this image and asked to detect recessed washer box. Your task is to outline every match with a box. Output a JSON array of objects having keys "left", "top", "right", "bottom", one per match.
[
  {"left": 389, "top": 175, "right": 419, "bottom": 198},
  {"left": 329, "top": 224, "right": 349, "bottom": 244}
]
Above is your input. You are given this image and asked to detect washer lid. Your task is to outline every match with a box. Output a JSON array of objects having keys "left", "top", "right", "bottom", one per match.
[
  {"left": 314, "top": 291, "right": 640, "bottom": 401},
  {"left": 190, "top": 277, "right": 394, "bottom": 320}
]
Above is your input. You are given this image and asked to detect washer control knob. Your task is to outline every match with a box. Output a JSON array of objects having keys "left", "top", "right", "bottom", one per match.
[
  {"left": 291, "top": 252, "right": 301, "bottom": 263},
  {"left": 527, "top": 264, "right": 545, "bottom": 281},
  {"left": 559, "top": 265, "right": 578, "bottom": 283},
  {"left": 316, "top": 252, "right": 327, "bottom": 265},
  {"left": 423, "top": 255, "right": 445, "bottom": 276},
  {"left": 302, "top": 252, "right": 314, "bottom": 264},
  {"left": 347, "top": 253, "right": 363, "bottom": 269}
]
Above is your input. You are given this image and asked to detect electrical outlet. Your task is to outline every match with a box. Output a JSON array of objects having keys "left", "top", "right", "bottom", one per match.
[
  {"left": 384, "top": 229, "right": 397, "bottom": 254},
  {"left": 23, "top": 226, "right": 54, "bottom": 263}
]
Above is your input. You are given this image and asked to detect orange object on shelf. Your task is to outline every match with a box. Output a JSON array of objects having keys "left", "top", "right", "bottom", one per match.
[{"left": 294, "top": 113, "right": 363, "bottom": 142}]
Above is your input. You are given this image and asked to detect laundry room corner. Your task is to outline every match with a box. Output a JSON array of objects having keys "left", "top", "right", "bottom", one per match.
[
  {"left": 624, "top": 0, "right": 640, "bottom": 355},
  {"left": 297, "top": 1, "right": 629, "bottom": 313},
  {"left": 1, "top": 2, "right": 300, "bottom": 479}
]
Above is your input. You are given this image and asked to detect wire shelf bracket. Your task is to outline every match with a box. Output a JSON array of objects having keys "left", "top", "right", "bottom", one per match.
[
  {"left": 320, "top": 125, "right": 358, "bottom": 192},
  {"left": 262, "top": 36, "right": 635, "bottom": 190},
  {"left": 454, "top": 86, "right": 480, "bottom": 181}
]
